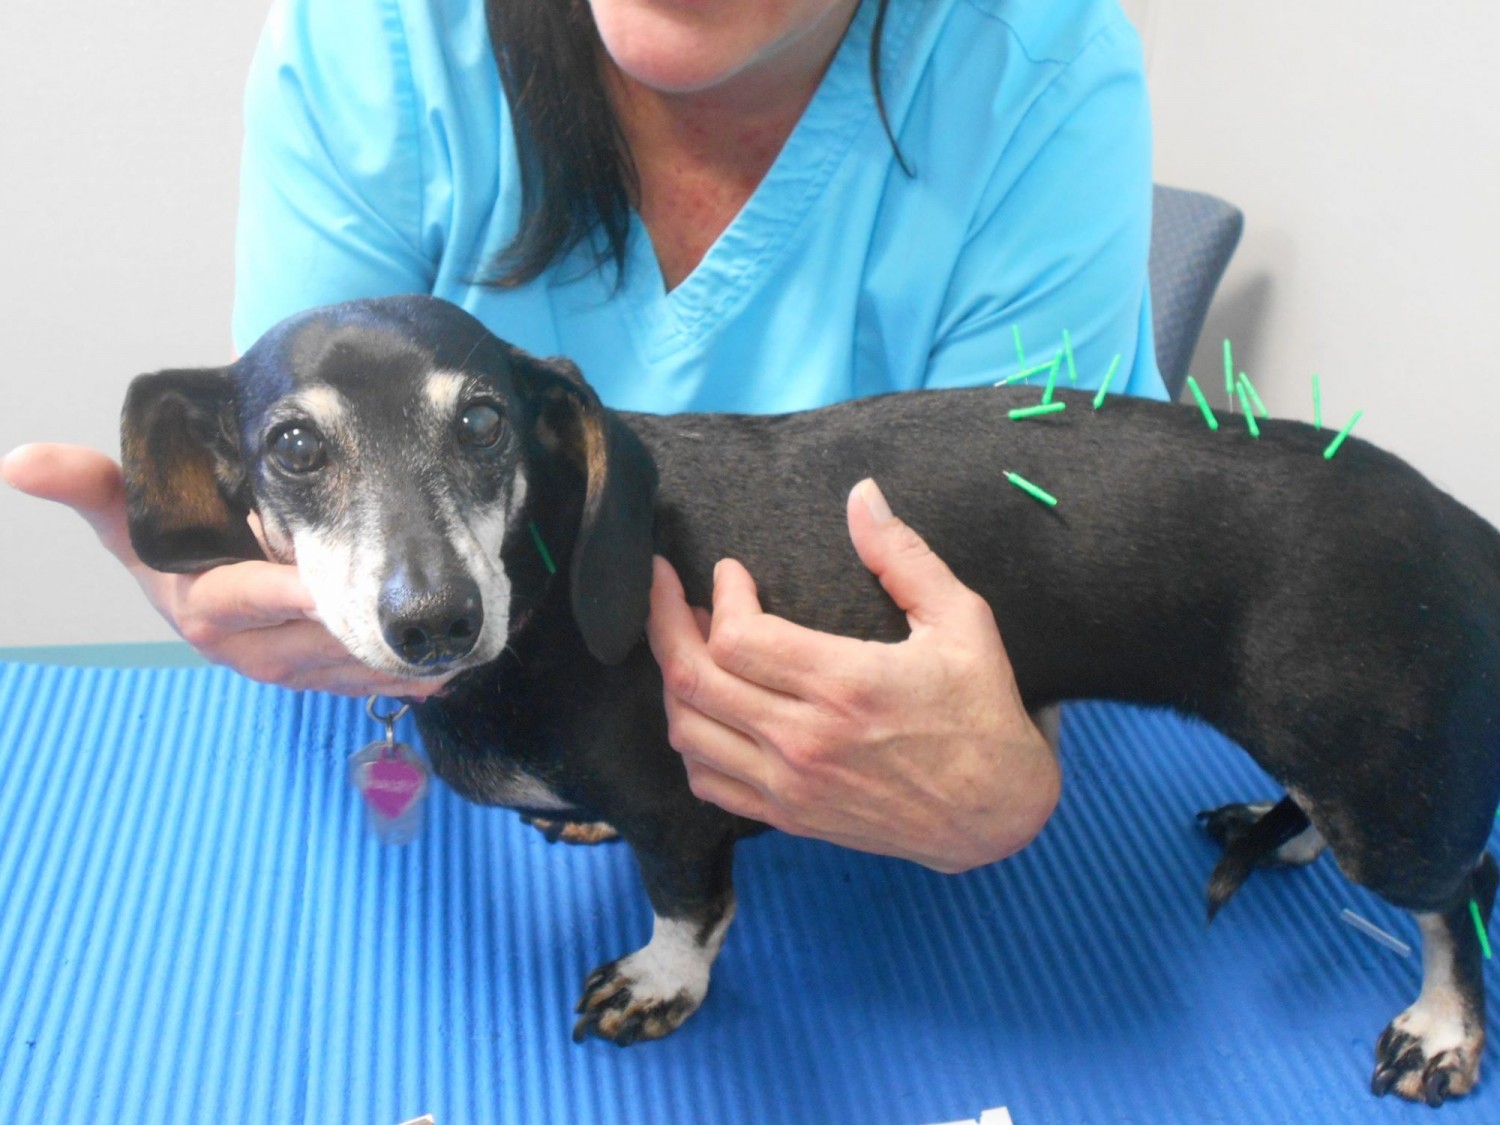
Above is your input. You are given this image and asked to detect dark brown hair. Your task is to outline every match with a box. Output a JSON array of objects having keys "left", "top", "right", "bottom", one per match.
[{"left": 484, "top": 0, "right": 902, "bottom": 289}]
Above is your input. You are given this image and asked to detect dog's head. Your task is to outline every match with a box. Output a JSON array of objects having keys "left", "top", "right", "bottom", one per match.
[{"left": 121, "top": 295, "right": 657, "bottom": 677}]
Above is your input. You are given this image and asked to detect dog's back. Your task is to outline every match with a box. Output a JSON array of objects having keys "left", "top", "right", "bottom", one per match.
[
  {"left": 634, "top": 386, "right": 1500, "bottom": 903},
  {"left": 632, "top": 386, "right": 1500, "bottom": 705}
]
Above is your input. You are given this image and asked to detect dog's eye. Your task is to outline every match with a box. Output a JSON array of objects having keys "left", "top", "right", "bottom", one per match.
[
  {"left": 457, "top": 401, "right": 504, "bottom": 449},
  {"left": 269, "top": 425, "right": 326, "bottom": 474}
]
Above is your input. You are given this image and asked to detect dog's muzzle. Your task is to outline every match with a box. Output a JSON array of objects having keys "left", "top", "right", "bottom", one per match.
[{"left": 377, "top": 565, "right": 484, "bottom": 670}]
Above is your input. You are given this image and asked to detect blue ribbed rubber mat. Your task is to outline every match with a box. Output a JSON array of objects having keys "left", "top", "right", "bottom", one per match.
[{"left": 2, "top": 659, "right": 1497, "bottom": 1123}]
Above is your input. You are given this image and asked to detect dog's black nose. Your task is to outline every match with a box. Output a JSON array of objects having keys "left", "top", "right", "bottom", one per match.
[{"left": 378, "top": 569, "right": 483, "bottom": 668}]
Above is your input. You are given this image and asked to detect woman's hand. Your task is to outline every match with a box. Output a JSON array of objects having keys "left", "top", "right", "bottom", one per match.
[
  {"left": 2, "top": 443, "right": 447, "bottom": 698},
  {"left": 647, "top": 478, "right": 1059, "bottom": 873}
]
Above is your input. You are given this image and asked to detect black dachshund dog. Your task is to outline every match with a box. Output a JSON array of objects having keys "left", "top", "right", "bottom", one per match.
[{"left": 121, "top": 296, "right": 1500, "bottom": 1105}]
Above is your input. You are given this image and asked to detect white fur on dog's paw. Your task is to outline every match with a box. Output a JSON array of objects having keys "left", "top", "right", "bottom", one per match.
[{"left": 571, "top": 909, "right": 732, "bottom": 1046}]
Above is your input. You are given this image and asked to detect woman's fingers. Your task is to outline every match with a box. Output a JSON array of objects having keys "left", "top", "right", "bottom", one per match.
[
  {"left": 170, "top": 561, "right": 319, "bottom": 634},
  {"left": 2, "top": 444, "right": 138, "bottom": 563}
]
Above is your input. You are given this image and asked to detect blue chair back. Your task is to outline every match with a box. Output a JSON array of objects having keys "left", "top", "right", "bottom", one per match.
[{"left": 1149, "top": 184, "right": 1244, "bottom": 400}]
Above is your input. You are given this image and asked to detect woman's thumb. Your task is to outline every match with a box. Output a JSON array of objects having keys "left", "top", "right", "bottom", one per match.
[
  {"left": 2, "top": 443, "right": 138, "bottom": 563},
  {"left": 846, "top": 478, "right": 969, "bottom": 628}
]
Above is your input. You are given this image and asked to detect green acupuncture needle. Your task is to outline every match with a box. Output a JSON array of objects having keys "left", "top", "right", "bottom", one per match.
[
  {"left": 1185, "top": 376, "right": 1220, "bottom": 431},
  {"left": 996, "top": 358, "right": 1060, "bottom": 387},
  {"left": 1005, "top": 471, "right": 1059, "bottom": 507},
  {"left": 1224, "top": 339, "right": 1236, "bottom": 410},
  {"left": 1323, "top": 410, "right": 1365, "bottom": 460},
  {"left": 1041, "top": 355, "right": 1061, "bottom": 404},
  {"left": 1236, "top": 386, "right": 1260, "bottom": 438},
  {"left": 1009, "top": 402, "right": 1068, "bottom": 420},
  {"left": 1237, "top": 371, "right": 1269, "bottom": 417},
  {"left": 1093, "top": 354, "right": 1122, "bottom": 409},
  {"left": 1472, "top": 900, "right": 1493, "bottom": 960},
  {"left": 528, "top": 521, "right": 558, "bottom": 575},
  {"left": 1312, "top": 374, "right": 1323, "bottom": 430},
  {"left": 1013, "top": 323, "right": 1026, "bottom": 367},
  {"left": 1063, "top": 328, "right": 1077, "bottom": 383}
]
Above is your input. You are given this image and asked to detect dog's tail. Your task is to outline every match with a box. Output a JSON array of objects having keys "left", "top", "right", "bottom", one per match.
[{"left": 1204, "top": 796, "right": 1312, "bottom": 923}]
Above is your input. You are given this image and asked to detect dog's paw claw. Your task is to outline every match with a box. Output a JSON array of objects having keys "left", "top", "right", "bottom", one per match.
[
  {"left": 571, "top": 958, "right": 699, "bottom": 1046},
  {"left": 612, "top": 1012, "right": 649, "bottom": 1047},
  {"left": 1424, "top": 1066, "right": 1453, "bottom": 1107},
  {"left": 577, "top": 961, "right": 618, "bottom": 1007},
  {"left": 1371, "top": 1065, "right": 1397, "bottom": 1098}
]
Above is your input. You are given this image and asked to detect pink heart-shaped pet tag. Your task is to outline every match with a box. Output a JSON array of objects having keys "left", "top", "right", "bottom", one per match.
[
  {"left": 362, "top": 756, "right": 427, "bottom": 819},
  {"left": 350, "top": 740, "right": 430, "bottom": 843}
]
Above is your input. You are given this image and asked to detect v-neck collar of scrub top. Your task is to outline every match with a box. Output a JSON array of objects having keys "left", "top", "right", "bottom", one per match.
[{"left": 612, "top": 0, "right": 923, "bottom": 365}]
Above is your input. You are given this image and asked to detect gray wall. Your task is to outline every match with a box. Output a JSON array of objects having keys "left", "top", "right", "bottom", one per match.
[
  {"left": 0, "top": 1, "right": 268, "bottom": 647},
  {"left": 3, "top": 2, "right": 1498, "bottom": 647},
  {"left": 1134, "top": 0, "right": 1500, "bottom": 534}
]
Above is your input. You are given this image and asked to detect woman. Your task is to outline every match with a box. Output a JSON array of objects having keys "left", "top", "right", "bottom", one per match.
[{"left": 3, "top": 0, "right": 1162, "bottom": 871}]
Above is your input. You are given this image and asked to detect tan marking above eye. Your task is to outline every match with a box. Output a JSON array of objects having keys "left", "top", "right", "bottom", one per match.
[
  {"left": 290, "top": 385, "right": 351, "bottom": 425},
  {"left": 423, "top": 371, "right": 468, "bottom": 417}
]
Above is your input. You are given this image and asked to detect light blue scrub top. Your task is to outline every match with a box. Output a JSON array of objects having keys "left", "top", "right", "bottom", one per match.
[{"left": 234, "top": 0, "right": 1165, "bottom": 414}]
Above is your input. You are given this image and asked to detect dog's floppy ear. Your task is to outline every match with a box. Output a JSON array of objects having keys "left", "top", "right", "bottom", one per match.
[
  {"left": 533, "top": 357, "right": 659, "bottom": 665},
  {"left": 120, "top": 367, "right": 264, "bottom": 572}
]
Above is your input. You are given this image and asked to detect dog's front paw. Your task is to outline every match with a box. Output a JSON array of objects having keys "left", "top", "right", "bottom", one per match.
[
  {"left": 1372, "top": 1013, "right": 1482, "bottom": 1106},
  {"left": 571, "top": 902, "right": 735, "bottom": 1046},
  {"left": 571, "top": 956, "right": 701, "bottom": 1046}
]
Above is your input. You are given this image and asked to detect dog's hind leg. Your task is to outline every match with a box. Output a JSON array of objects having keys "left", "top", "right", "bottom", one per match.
[
  {"left": 572, "top": 835, "right": 737, "bottom": 1045},
  {"left": 1372, "top": 852, "right": 1498, "bottom": 1106},
  {"left": 1199, "top": 795, "right": 1323, "bottom": 921}
]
